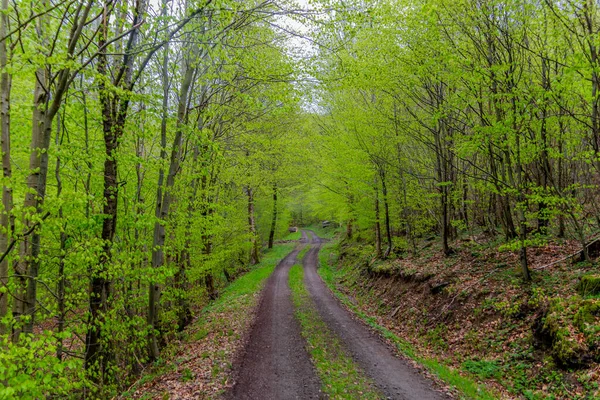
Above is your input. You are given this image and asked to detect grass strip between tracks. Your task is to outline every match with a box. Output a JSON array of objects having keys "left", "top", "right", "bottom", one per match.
[
  {"left": 317, "top": 242, "right": 499, "bottom": 400},
  {"left": 289, "top": 263, "right": 382, "bottom": 399}
]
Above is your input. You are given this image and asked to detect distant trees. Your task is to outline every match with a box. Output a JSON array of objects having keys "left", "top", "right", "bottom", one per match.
[{"left": 309, "top": 0, "right": 600, "bottom": 282}]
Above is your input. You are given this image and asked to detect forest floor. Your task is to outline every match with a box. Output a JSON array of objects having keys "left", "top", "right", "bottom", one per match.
[{"left": 320, "top": 229, "right": 600, "bottom": 400}]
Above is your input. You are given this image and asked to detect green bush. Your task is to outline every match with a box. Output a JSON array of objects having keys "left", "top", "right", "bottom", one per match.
[{"left": 0, "top": 332, "right": 86, "bottom": 399}]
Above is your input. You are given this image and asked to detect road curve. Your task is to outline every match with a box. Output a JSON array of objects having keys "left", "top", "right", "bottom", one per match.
[
  {"left": 302, "top": 230, "right": 449, "bottom": 400},
  {"left": 227, "top": 247, "right": 322, "bottom": 400}
]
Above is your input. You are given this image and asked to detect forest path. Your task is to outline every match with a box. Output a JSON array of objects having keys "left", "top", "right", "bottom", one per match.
[
  {"left": 227, "top": 246, "right": 323, "bottom": 400},
  {"left": 302, "top": 230, "right": 448, "bottom": 400}
]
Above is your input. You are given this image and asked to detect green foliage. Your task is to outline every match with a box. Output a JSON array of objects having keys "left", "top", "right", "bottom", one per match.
[
  {"left": 282, "top": 230, "right": 302, "bottom": 241},
  {"left": 0, "top": 0, "right": 309, "bottom": 395},
  {"left": 0, "top": 332, "right": 85, "bottom": 399},
  {"left": 426, "top": 324, "right": 448, "bottom": 351},
  {"left": 296, "top": 245, "right": 309, "bottom": 261},
  {"left": 578, "top": 275, "right": 600, "bottom": 297}
]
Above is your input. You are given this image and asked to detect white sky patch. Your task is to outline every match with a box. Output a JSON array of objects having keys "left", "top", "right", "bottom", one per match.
[
  {"left": 274, "top": 0, "right": 327, "bottom": 112},
  {"left": 275, "top": 0, "right": 318, "bottom": 60}
]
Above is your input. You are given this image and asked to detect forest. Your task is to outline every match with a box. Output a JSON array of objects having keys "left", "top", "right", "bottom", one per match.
[{"left": 0, "top": 0, "right": 599, "bottom": 399}]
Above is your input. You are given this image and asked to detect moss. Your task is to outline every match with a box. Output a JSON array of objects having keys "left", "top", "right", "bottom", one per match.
[
  {"left": 573, "top": 299, "right": 600, "bottom": 330},
  {"left": 542, "top": 297, "right": 600, "bottom": 367},
  {"left": 577, "top": 275, "right": 600, "bottom": 296},
  {"left": 370, "top": 261, "right": 397, "bottom": 276}
]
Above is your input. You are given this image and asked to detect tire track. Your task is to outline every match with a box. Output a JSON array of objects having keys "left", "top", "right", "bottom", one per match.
[
  {"left": 302, "top": 230, "right": 448, "bottom": 400},
  {"left": 228, "top": 247, "right": 322, "bottom": 400}
]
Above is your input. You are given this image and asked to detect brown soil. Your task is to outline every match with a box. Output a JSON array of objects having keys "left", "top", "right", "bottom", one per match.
[
  {"left": 227, "top": 247, "right": 323, "bottom": 400},
  {"left": 303, "top": 231, "right": 449, "bottom": 400}
]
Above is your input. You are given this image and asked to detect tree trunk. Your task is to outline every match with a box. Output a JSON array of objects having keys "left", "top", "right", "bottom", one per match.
[
  {"left": 85, "top": 19, "right": 120, "bottom": 380},
  {"left": 14, "top": 65, "right": 50, "bottom": 339},
  {"left": 55, "top": 114, "right": 67, "bottom": 360},
  {"left": 379, "top": 169, "right": 393, "bottom": 258},
  {"left": 0, "top": 0, "right": 12, "bottom": 335},
  {"left": 346, "top": 219, "right": 353, "bottom": 239},
  {"left": 374, "top": 180, "right": 382, "bottom": 258},
  {"left": 148, "top": 55, "right": 195, "bottom": 361},
  {"left": 268, "top": 184, "right": 277, "bottom": 249},
  {"left": 85, "top": 0, "right": 146, "bottom": 378},
  {"left": 247, "top": 186, "right": 259, "bottom": 265}
]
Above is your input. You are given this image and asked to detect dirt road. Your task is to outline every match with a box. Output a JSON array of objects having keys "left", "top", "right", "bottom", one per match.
[
  {"left": 302, "top": 231, "right": 448, "bottom": 400},
  {"left": 229, "top": 232, "right": 448, "bottom": 400},
  {"left": 227, "top": 248, "right": 322, "bottom": 400}
]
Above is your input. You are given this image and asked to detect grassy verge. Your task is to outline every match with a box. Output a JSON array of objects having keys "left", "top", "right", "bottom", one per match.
[
  {"left": 281, "top": 230, "right": 302, "bottom": 241},
  {"left": 304, "top": 224, "right": 342, "bottom": 240},
  {"left": 203, "top": 243, "right": 295, "bottom": 314},
  {"left": 122, "top": 243, "right": 296, "bottom": 399},
  {"left": 289, "top": 264, "right": 382, "bottom": 399},
  {"left": 318, "top": 243, "right": 499, "bottom": 400}
]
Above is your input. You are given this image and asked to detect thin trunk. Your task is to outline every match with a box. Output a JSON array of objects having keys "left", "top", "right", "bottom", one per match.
[
  {"left": 516, "top": 132, "right": 531, "bottom": 282},
  {"left": 0, "top": 0, "right": 11, "bottom": 335},
  {"left": 148, "top": 9, "right": 170, "bottom": 359},
  {"left": 537, "top": 58, "right": 551, "bottom": 233},
  {"left": 346, "top": 219, "right": 353, "bottom": 239},
  {"left": 435, "top": 124, "right": 450, "bottom": 256},
  {"left": 462, "top": 172, "right": 469, "bottom": 232},
  {"left": 178, "top": 144, "right": 203, "bottom": 330},
  {"left": 374, "top": 180, "right": 381, "bottom": 258},
  {"left": 508, "top": 49, "right": 531, "bottom": 280},
  {"left": 148, "top": 56, "right": 195, "bottom": 361},
  {"left": 400, "top": 168, "right": 416, "bottom": 255},
  {"left": 247, "top": 186, "right": 259, "bottom": 265},
  {"left": 557, "top": 120, "right": 566, "bottom": 238},
  {"left": 346, "top": 191, "right": 354, "bottom": 240},
  {"left": 380, "top": 169, "right": 392, "bottom": 258},
  {"left": 268, "top": 184, "right": 277, "bottom": 249},
  {"left": 55, "top": 114, "right": 67, "bottom": 360}
]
